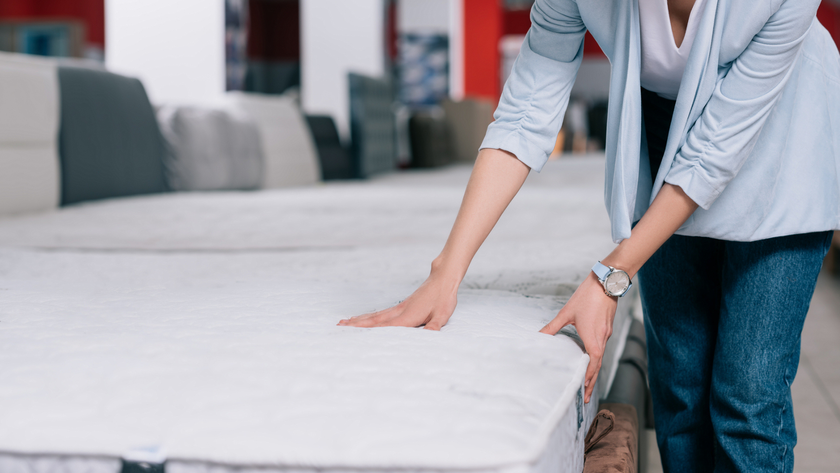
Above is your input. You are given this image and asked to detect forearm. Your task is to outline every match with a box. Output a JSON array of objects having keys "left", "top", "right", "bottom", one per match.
[
  {"left": 340, "top": 149, "right": 529, "bottom": 329},
  {"left": 601, "top": 183, "right": 698, "bottom": 278},
  {"left": 432, "top": 148, "right": 530, "bottom": 283}
]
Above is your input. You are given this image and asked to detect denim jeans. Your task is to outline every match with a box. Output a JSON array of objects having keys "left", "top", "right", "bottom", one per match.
[{"left": 638, "top": 231, "right": 833, "bottom": 473}]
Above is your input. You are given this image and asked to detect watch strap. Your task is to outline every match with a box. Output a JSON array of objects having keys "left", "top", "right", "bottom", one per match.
[{"left": 591, "top": 261, "right": 611, "bottom": 281}]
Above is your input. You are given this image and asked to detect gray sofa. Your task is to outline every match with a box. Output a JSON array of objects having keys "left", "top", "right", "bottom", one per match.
[{"left": 0, "top": 51, "right": 322, "bottom": 218}]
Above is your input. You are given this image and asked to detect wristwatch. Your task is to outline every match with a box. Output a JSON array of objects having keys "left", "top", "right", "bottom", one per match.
[{"left": 591, "top": 261, "right": 632, "bottom": 297}]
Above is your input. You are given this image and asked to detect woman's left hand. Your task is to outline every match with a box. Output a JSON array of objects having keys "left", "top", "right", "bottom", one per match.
[{"left": 540, "top": 272, "right": 617, "bottom": 403}]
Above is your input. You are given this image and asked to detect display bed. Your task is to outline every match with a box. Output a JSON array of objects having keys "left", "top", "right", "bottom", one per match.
[{"left": 0, "top": 156, "right": 634, "bottom": 473}]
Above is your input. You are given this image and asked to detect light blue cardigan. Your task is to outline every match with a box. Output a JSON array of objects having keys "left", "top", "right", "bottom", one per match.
[{"left": 481, "top": 0, "right": 840, "bottom": 242}]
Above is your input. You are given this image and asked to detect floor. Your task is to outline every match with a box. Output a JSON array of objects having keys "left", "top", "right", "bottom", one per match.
[{"left": 644, "top": 269, "right": 840, "bottom": 472}]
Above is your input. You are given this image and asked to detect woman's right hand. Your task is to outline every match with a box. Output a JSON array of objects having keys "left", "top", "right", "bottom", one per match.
[
  {"left": 337, "top": 148, "right": 531, "bottom": 330},
  {"left": 337, "top": 264, "right": 460, "bottom": 330}
]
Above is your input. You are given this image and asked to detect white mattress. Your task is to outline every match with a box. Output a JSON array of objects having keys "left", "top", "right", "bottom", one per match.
[{"left": 0, "top": 155, "right": 633, "bottom": 473}]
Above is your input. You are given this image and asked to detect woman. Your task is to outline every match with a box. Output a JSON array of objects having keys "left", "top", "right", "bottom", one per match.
[{"left": 339, "top": 0, "right": 840, "bottom": 471}]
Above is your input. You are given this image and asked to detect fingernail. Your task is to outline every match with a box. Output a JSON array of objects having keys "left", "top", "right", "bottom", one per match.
[{"left": 585, "top": 380, "right": 589, "bottom": 387}]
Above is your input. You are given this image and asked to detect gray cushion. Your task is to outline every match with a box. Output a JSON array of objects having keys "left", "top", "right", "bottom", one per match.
[
  {"left": 157, "top": 106, "right": 263, "bottom": 191},
  {"left": 225, "top": 92, "right": 319, "bottom": 188},
  {"left": 58, "top": 66, "right": 167, "bottom": 205},
  {"left": 349, "top": 73, "right": 396, "bottom": 178}
]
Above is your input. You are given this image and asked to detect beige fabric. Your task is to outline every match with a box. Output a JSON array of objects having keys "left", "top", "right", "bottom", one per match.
[
  {"left": 226, "top": 92, "right": 320, "bottom": 188},
  {"left": 0, "top": 146, "right": 60, "bottom": 216},
  {"left": 0, "top": 52, "right": 60, "bottom": 217},
  {"left": 442, "top": 98, "right": 494, "bottom": 163}
]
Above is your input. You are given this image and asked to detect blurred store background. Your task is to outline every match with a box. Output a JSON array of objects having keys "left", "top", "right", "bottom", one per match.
[
  {"left": 2, "top": 0, "right": 840, "bottom": 176},
  {"left": 1, "top": 4, "right": 840, "bottom": 472}
]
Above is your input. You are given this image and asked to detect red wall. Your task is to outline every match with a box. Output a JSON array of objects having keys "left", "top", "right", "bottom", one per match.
[
  {"left": 818, "top": 1, "right": 840, "bottom": 49},
  {"left": 463, "top": 0, "right": 503, "bottom": 101},
  {"left": 465, "top": 0, "right": 606, "bottom": 101},
  {"left": 247, "top": 0, "right": 299, "bottom": 61},
  {"left": 0, "top": 0, "right": 104, "bottom": 47},
  {"left": 503, "top": 8, "right": 530, "bottom": 37}
]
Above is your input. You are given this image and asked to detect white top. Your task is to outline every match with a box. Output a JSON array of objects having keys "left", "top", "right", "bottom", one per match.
[{"left": 639, "top": 0, "right": 709, "bottom": 100}]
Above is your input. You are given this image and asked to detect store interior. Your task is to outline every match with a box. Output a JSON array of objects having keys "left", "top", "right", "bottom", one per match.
[{"left": 0, "top": 2, "right": 839, "bottom": 473}]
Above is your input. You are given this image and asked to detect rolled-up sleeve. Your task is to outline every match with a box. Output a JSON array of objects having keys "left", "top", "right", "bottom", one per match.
[
  {"left": 664, "top": 0, "right": 820, "bottom": 209},
  {"left": 480, "top": 0, "right": 586, "bottom": 172}
]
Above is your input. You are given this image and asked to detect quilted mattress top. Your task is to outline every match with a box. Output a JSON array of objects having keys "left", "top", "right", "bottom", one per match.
[{"left": 0, "top": 156, "right": 630, "bottom": 471}]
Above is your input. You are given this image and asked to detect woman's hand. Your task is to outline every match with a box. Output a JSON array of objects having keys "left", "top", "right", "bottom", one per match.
[
  {"left": 538, "top": 184, "right": 699, "bottom": 404},
  {"left": 337, "top": 266, "right": 460, "bottom": 330},
  {"left": 337, "top": 148, "right": 531, "bottom": 331},
  {"left": 539, "top": 272, "right": 617, "bottom": 404}
]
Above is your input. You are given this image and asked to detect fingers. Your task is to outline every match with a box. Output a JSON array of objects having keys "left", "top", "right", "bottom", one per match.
[
  {"left": 539, "top": 308, "right": 573, "bottom": 335},
  {"left": 585, "top": 369, "right": 600, "bottom": 404},
  {"left": 423, "top": 316, "right": 443, "bottom": 331},
  {"left": 583, "top": 346, "right": 603, "bottom": 403},
  {"left": 338, "top": 306, "right": 397, "bottom": 327},
  {"left": 339, "top": 314, "right": 381, "bottom": 328},
  {"left": 337, "top": 313, "right": 369, "bottom": 326},
  {"left": 337, "top": 302, "right": 440, "bottom": 330},
  {"left": 339, "top": 308, "right": 445, "bottom": 331}
]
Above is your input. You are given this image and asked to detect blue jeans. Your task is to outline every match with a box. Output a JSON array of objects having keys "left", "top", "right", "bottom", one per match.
[{"left": 638, "top": 231, "right": 833, "bottom": 473}]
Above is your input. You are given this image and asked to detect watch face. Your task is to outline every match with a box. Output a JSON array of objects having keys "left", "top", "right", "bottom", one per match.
[{"left": 605, "top": 270, "right": 630, "bottom": 296}]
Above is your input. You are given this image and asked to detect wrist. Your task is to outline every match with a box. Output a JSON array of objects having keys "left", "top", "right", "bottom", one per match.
[
  {"left": 591, "top": 261, "right": 633, "bottom": 298},
  {"left": 587, "top": 272, "right": 619, "bottom": 301},
  {"left": 599, "top": 256, "right": 638, "bottom": 280},
  {"left": 430, "top": 256, "right": 465, "bottom": 289}
]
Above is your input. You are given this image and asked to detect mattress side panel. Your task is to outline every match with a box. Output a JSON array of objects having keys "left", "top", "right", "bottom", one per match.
[
  {"left": 527, "top": 385, "right": 587, "bottom": 473},
  {"left": 0, "top": 453, "right": 120, "bottom": 473},
  {"left": 163, "top": 387, "right": 593, "bottom": 473}
]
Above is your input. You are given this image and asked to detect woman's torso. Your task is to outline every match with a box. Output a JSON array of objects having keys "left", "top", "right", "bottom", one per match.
[
  {"left": 576, "top": 0, "right": 840, "bottom": 241},
  {"left": 639, "top": 0, "right": 709, "bottom": 100}
]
